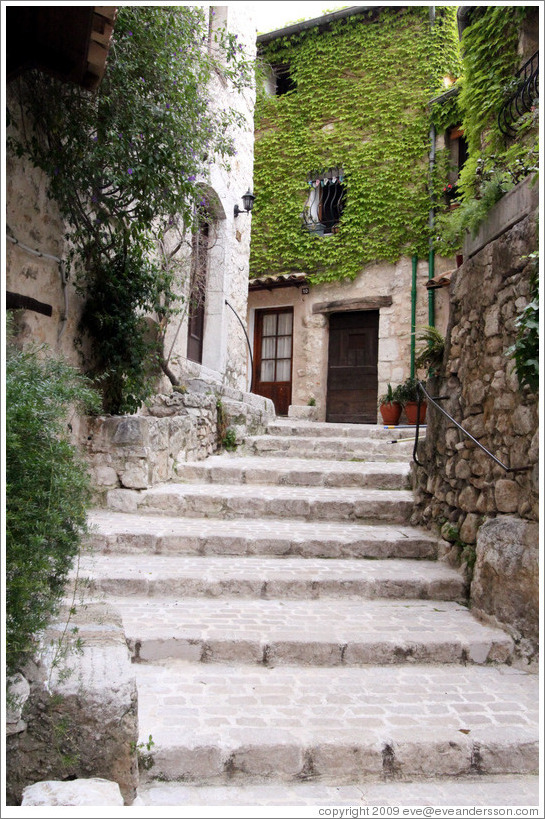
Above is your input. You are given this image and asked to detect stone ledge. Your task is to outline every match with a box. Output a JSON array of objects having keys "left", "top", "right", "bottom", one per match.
[{"left": 464, "top": 174, "right": 539, "bottom": 259}]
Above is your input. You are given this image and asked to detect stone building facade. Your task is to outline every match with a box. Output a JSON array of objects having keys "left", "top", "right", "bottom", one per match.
[
  {"left": 6, "top": 6, "right": 257, "bottom": 399},
  {"left": 411, "top": 176, "right": 539, "bottom": 661},
  {"left": 6, "top": 6, "right": 273, "bottom": 492},
  {"left": 247, "top": 6, "right": 460, "bottom": 423}
]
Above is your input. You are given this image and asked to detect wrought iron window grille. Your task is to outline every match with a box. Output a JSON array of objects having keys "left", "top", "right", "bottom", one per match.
[
  {"left": 498, "top": 50, "right": 539, "bottom": 139},
  {"left": 302, "top": 167, "right": 346, "bottom": 235}
]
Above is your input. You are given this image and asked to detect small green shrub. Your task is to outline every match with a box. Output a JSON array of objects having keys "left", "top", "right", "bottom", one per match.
[
  {"left": 6, "top": 327, "right": 100, "bottom": 675},
  {"left": 222, "top": 428, "right": 238, "bottom": 452},
  {"left": 506, "top": 249, "right": 539, "bottom": 394}
]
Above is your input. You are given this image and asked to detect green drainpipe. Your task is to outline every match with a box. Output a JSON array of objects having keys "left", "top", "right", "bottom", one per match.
[
  {"left": 428, "top": 5, "right": 436, "bottom": 329},
  {"left": 428, "top": 246, "right": 435, "bottom": 327},
  {"left": 411, "top": 254, "right": 418, "bottom": 378}
]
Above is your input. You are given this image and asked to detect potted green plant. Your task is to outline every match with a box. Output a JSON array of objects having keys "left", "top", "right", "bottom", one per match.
[
  {"left": 398, "top": 376, "right": 426, "bottom": 424},
  {"left": 378, "top": 383, "right": 402, "bottom": 425}
]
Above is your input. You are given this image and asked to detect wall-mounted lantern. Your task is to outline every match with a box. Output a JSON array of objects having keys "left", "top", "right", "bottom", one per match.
[{"left": 234, "top": 189, "right": 256, "bottom": 217}]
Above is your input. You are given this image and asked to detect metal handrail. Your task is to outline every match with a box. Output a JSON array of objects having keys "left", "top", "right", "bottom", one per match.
[{"left": 412, "top": 380, "right": 532, "bottom": 473}]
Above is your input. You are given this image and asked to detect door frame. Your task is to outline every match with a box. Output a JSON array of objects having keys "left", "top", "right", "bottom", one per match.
[{"left": 252, "top": 306, "right": 294, "bottom": 415}]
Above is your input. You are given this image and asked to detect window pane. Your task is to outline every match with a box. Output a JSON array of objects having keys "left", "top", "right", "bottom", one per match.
[
  {"left": 261, "top": 360, "right": 275, "bottom": 381},
  {"left": 277, "top": 312, "right": 293, "bottom": 335},
  {"left": 277, "top": 336, "right": 291, "bottom": 358},
  {"left": 262, "top": 337, "right": 276, "bottom": 359},
  {"left": 263, "top": 314, "right": 277, "bottom": 336},
  {"left": 276, "top": 359, "right": 291, "bottom": 381}
]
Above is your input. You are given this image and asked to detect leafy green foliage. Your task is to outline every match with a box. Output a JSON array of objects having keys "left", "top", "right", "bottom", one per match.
[
  {"left": 6, "top": 327, "right": 101, "bottom": 675},
  {"left": 414, "top": 324, "right": 446, "bottom": 374},
  {"left": 507, "top": 250, "right": 539, "bottom": 394},
  {"left": 251, "top": 7, "right": 460, "bottom": 283},
  {"left": 435, "top": 7, "right": 538, "bottom": 252},
  {"left": 8, "top": 6, "right": 253, "bottom": 414}
]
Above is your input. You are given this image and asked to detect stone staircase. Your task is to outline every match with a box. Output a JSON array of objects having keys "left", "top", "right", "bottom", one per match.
[{"left": 81, "top": 419, "right": 539, "bottom": 806}]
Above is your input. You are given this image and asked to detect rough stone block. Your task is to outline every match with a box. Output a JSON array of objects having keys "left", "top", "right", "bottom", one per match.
[
  {"left": 471, "top": 516, "right": 538, "bottom": 656},
  {"left": 22, "top": 778, "right": 124, "bottom": 806}
]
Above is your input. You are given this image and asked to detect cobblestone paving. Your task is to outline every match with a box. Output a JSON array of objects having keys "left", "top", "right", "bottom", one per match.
[
  {"left": 107, "top": 596, "right": 513, "bottom": 666},
  {"left": 134, "top": 662, "right": 538, "bottom": 782},
  {"left": 86, "top": 512, "right": 438, "bottom": 559}
]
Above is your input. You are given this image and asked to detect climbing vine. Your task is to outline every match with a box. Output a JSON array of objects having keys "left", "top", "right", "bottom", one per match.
[
  {"left": 434, "top": 6, "right": 538, "bottom": 254},
  {"left": 250, "top": 6, "right": 461, "bottom": 284},
  {"left": 8, "top": 6, "right": 253, "bottom": 413}
]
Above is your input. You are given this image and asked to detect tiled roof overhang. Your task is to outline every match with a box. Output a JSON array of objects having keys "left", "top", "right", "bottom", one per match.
[
  {"left": 6, "top": 6, "right": 117, "bottom": 90},
  {"left": 249, "top": 273, "right": 309, "bottom": 292},
  {"left": 425, "top": 271, "right": 453, "bottom": 290}
]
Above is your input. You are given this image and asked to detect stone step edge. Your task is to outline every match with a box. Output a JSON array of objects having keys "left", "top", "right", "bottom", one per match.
[
  {"left": 106, "top": 487, "right": 415, "bottom": 523},
  {"left": 138, "top": 735, "right": 538, "bottom": 786},
  {"left": 135, "top": 774, "right": 541, "bottom": 807}
]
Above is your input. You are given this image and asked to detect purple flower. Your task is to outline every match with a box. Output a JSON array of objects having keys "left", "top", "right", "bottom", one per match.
[
  {"left": 188, "top": 175, "right": 196, "bottom": 182},
  {"left": 128, "top": 168, "right": 134, "bottom": 175},
  {"left": 127, "top": 31, "right": 133, "bottom": 36}
]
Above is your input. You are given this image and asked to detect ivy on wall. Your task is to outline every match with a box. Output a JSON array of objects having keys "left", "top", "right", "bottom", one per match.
[
  {"left": 250, "top": 6, "right": 461, "bottom": 284},
  {"left": 434, "top": 6, "right": 538, "bottom": 255}
]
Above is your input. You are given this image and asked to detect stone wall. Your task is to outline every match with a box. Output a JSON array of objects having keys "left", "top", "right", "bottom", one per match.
[
  {"left": 411, "top": 179, "right": 539, "bottom": 660},
  {"left": 6, "top": 603, "right": 138, "bottom": 806},
  {"left": 82, "top": 383, "right": 274, "bottom": 502}
]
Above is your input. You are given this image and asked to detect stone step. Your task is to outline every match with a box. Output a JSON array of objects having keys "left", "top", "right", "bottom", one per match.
[
  {"left": 266, "top": 420, "right": 425, "bottom": 440},
  {"left": 137, "top": 775, "right": 541, "bottom": 806},
  {"left": 106, "top": 484, "right": 414, "bottom": 524},
  {"left": 103, "top": 596, "right": 513, "bottom": 666},
  {"left": 78, "top": 553, "right": 466, "bottom": 602},
  {"left": 86, "top": 511, "right": 439, "bottom": 560},
  {"left": 179, "top": 455, "right": 411, "bottom": 490},
  {"left": 243, "top": 434, "right": 415, "bottom": 461},
  {"left": 134, "top": 661, "right": 538, "bottom": 784}
]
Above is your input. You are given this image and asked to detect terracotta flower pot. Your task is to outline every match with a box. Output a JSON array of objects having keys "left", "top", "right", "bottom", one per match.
[
  {"left": 404, "top": 401, "right": 427, "bottom": 424},
  {"left": 379, "top": 401, "right": 402, "bottom": 425}
]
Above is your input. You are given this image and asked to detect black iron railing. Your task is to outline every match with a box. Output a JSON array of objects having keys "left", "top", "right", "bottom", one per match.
[
  {"left": 498, "top": 50, "right": 539, "bottom": 139},
  {"left": 412, "top": 381, "right": 532, "bottom": 473}
]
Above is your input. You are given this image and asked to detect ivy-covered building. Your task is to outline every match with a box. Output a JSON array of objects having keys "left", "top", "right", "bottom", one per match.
[{"left": 247, "top": 5, "right": 462, "bottom": 421}]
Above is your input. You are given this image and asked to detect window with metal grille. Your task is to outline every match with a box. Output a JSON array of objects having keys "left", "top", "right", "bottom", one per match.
[{"left": 302, "top": 168, "right": 346, "bottom": 235}]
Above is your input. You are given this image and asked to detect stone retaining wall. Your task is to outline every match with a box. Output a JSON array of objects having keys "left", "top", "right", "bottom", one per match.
[
  {"left": 82, "top": 384, "right": 275, "bottom": 501},
  {"left": 6, "top": 603, "right": 138, "bottom": 806},
  {"left": 411, "top": 181, "right": 539, "bottom": 660}
]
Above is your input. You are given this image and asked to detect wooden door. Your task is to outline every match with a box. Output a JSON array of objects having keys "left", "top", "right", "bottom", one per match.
[
  {"left": 187, "top": 219, "right": 209, "bottom": 364},
  {"left": 326, "top": 311, "right": 379, "bottom": 423},
  {"left": 253, "top": 308, "right": 293, "bottom": 416}
]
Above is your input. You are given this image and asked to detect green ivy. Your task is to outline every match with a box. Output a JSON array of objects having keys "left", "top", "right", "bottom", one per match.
[
  {"left": 250, "top": 7, "right": 461, "bottom": 284},
  {"left": 8, "top": 6, "right": 253, "bottom": 414},
  {"left": 435, "top": 7, "right": 538, "bottom": 252}
]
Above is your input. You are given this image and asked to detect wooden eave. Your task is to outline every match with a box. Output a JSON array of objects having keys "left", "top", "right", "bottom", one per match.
[{"left": 6, "top": 6, "right": 117, "bottom": 91}]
